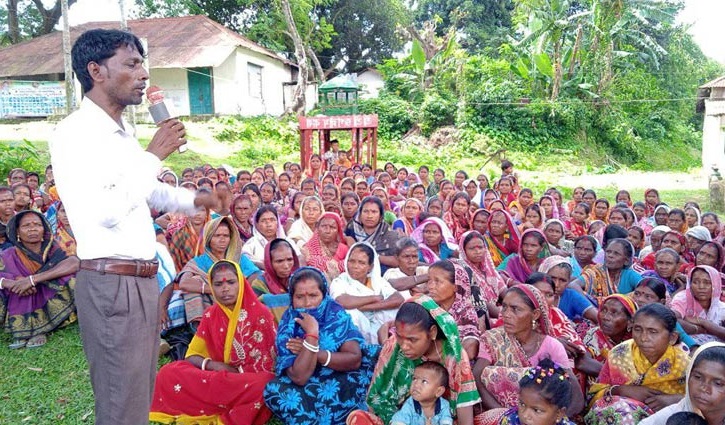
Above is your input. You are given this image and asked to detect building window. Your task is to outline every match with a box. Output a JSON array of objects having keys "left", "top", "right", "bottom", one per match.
[{"left": 248, "top": 63, "right": 263, "bottom": 99}]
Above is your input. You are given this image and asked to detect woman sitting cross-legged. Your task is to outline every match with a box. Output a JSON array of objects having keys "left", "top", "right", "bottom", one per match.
[
  {"left": 0, "top": 210, "right": 79, "bottom": 349},
  {"left": 176, "top": 217, "right": 263, "bottom": 327},
  {"left": 329, "top": 242, "right": 404, "bottom": 344},
  {"left": 149, "top": 260, "right": 277, "bottom": 425},
  {"left": 264, "top": 267, "right": 380, "bottom": 425},
  {"left": 346, "top": 296, "right": 481, "bottom": 425},
  {"left": 585, "top": 303, "right": 689, "bottom": 424},
  {"left": 473, "top": 285, "right": 584, "bottom": 425}
]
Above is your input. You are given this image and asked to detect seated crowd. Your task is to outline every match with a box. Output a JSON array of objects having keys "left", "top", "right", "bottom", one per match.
[{"left": 4, "top": 158, "right": 725, "bottom": 425}]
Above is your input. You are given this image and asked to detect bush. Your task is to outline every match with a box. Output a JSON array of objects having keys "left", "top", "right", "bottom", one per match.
[
  {"left": 0, "top": 140, "right": 41, "bottom": 179},
  {"left": 358, "top": 95, "right": 416, "bottom": 140},
  {"left": 214, "top": 115, "right": 298, "bottom": 155},
  {"left": 420, "top": 92, "right": 455, "bottom": 136}
]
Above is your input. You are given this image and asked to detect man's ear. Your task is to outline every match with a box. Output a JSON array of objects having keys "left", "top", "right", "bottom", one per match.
[{"left": 87, "top": 61, "right": 105, "bottom": 85}]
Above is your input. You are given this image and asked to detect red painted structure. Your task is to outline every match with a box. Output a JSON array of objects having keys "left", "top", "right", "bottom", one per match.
[{"left": 298, "top": 114, "right": 379, "bottom": 170}]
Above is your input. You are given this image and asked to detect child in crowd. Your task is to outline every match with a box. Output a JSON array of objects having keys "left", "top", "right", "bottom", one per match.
[
  {"left": 666, "top": 412, "right": 707, "bottom": 425},
  {"left": 499, "top": 358, "right": 576, "bottom": 425},
  {"left": 390, "top": 361, "right": 453, "bottom": 425}
]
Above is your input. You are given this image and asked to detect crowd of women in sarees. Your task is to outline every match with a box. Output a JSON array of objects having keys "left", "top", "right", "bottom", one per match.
[{"left": 8, "top": 158, "right": 725, "bottom": 425}]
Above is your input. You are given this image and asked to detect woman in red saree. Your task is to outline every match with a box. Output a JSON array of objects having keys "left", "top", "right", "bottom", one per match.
[
  {"left": 150, "top": 260, "right": 277, "bottom": 425},
  {"left": 301, "top": 212, "right": 349, "bottom": 282},
  {"left": 565, "top": 203, "right": 589, "bottom": 241},
  {"left": 443, "top": 192, "right": 472, "bottom": 240}
]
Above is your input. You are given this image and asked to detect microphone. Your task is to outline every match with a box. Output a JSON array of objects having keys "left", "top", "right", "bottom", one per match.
[{"left": 146, "top": 86, "right": 186, "bottom": 153}]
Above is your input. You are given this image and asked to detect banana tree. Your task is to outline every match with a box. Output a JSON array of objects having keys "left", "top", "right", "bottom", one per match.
[
  {"left": 388, "top": 22, "right": 460, "bottom": 103},
  {"left": 510, "top": 0, "right": 591, "bottom": 100}
]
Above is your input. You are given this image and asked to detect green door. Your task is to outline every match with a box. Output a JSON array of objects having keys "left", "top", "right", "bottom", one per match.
[{"left": 187, "top": 67, "right": 214, "bottom": 115}]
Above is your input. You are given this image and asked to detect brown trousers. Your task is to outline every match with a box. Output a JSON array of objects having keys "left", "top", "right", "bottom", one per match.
[{"left": 75, "top": 269, "right": 159, "bottom": 425}]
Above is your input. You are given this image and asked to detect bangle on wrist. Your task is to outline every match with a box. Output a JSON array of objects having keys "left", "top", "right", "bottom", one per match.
[
  {"left": 0, "top": 277, "right": 4, "bottom": 290},
  {"left": 302, "top": 340, "right": 320, "bottom": 353},
  {"left": 304, "top": 333, "right": 319, "bottom": 341},
  {"left": 29, "top": 275, "right": 35, "bottom": 287},
  {"left": 607, "top": 385, "right": 619, "bottom": 398},
  {"left": 323, "top": 350, "right": 332, "bottom": 367},
  {"left": 201, "top": 357, "right": 211, "bottom": 371}
]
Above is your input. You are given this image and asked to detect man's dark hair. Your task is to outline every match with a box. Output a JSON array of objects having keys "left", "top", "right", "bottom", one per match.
[
  {"left": 501, "top": 160, "right": 513, "bottom": 170},
  {"left": 72, "top": 29, "right": 145, "bottom": 93}
]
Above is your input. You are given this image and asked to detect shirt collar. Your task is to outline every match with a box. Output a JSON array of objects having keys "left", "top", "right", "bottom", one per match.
[
  {"left": 412, "top": 397, "right": 442, "bottom": 415},
  {"left": 79, "top": 96, "right": 135, "bottom": 137}
]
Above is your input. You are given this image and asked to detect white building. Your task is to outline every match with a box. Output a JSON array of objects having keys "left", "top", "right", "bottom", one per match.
[
  {"left": 0, "top": 15, "right": 314, "bottom": 117},
  {"left": 356, "top": 68, "right": 384, "bottom": 99},
  {"left": 700, "top": 76, "right": 725, "bottom": 173}
]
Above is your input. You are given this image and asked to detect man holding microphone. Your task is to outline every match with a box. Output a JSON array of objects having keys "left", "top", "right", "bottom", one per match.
[{"left": 49, "top": 29, "right": 215, "bottom": 425}]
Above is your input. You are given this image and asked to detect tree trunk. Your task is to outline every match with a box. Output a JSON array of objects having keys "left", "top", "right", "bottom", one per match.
[
  {"left": 279, "top": 0, "right": 308, "bottom": 115},
  {"left": 551, "top": 39, "right": 562, "bottom": 101},
  {"left": 568, "top": 24, "right": 583, "bottom": 77},
  {"left": 31, "top": 0, "right": 78, "bottom": 36},
  {"left": 61, "top": 0, "right": 75, "bottom": 115},
  {"left": 7, "top": 0, "right": 20, "bottom": 44},
  {"left": 307, "top": 46, "right": 324, "bottom": 84}
]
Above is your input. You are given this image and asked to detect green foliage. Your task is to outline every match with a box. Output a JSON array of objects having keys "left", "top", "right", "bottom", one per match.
[
  {"left": 0, "top": 140, "right": 41, "bottom": 179},
  {"left": 316, "top": 0, "right": 408, "bottom": 72},
  {"left": 358, "top": 95, "right": 416, "bottom": 140},
  {"left": 133, "top": 0, "right": 198, "bottom": 18},
  {"left": 414, "top": 0, "right": 515, "bottom": 54},
  {"left": 214, "top": 116, "right": 299, "bottom": 166},
  {"left": 420, "top": 92, "right": 455, "bottom": 136}
]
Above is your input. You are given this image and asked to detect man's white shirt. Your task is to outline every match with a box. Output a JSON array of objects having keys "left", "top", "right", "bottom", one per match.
[{"left": 49, "top": 97, "right": 196, "bottom": 260}]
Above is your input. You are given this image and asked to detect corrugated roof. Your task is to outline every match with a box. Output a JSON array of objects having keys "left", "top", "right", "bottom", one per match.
[
  {"left": 700, "top": 76, "right": 725, "bottom": 89},
  {"left": 0, "top": 15, "right": 292, "bottom": 78}
]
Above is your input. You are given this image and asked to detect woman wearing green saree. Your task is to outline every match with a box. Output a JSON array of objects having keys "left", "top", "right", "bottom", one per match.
[{"left": 346, "top": 295, "right": 480, "bottom": 425}]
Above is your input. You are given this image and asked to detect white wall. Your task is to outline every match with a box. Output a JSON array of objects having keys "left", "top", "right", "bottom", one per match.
[
  {"left": 230, "top": 49, "right": 290, "bottom": 116},
  {"left": 702, "top": 99, "right": 725, "bottom": 172},
  {"left": 149, "top": 48, "right": 312, "bottom": 117},
  {"left": 357, "top": 70, "right": 384, "bottom": 99},
  {"left": 149, "top": 68, "right": 190, "bottom": 117},
  {"left": 214, "top": 52, "right": 239, "bottom": 115}
]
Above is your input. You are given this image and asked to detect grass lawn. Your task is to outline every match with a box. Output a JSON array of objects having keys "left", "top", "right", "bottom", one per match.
[{"left": 0, "top": 324, "right": 282, "bottom": 424}]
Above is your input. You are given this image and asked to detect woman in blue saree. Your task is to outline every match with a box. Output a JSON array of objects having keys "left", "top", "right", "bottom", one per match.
[{"left": 264, "top": 267, "right": 380, "bottom": 425}]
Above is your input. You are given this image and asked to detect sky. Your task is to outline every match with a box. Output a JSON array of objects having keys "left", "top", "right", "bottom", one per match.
[{"left": 66, "top": 0, "right": 725, "bottom": 64}]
